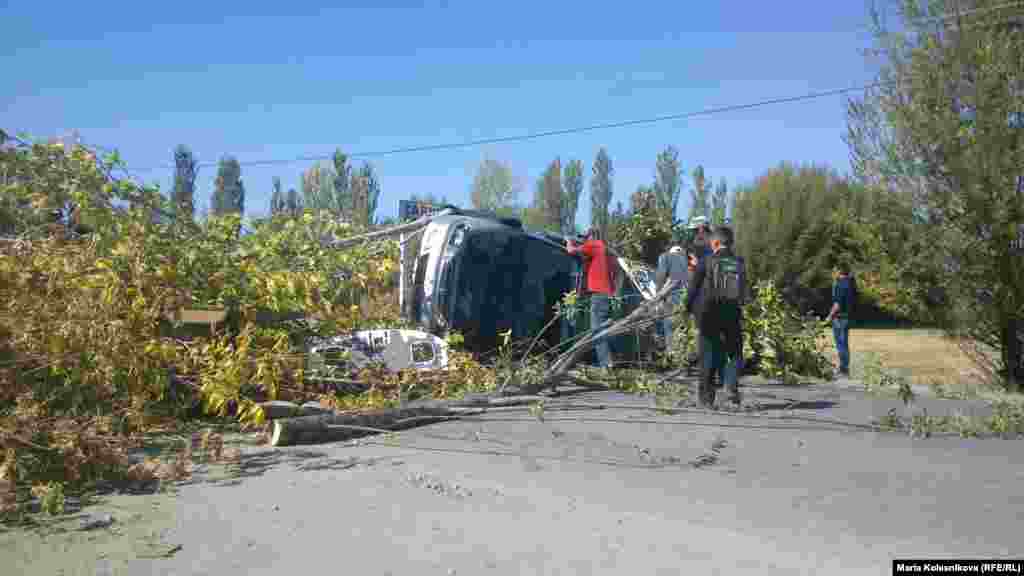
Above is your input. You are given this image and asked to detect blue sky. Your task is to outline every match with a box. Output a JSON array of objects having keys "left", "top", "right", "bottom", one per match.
[{"left": 2, "top": 1, "right": 886, "bottom": 225}]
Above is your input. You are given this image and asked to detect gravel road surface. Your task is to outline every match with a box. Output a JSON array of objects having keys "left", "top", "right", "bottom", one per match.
[{"left": 8, "top": 380, "right": 1023, "bottom": 575}]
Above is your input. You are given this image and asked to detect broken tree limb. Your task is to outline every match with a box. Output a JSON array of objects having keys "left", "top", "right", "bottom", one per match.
[
  {"left": 327, "top": 208, "right": 455, "bottom": 251},
  {"left": 271, "top": 394, "right": 553, "bottom": 446},
  {"left": 268, "top": 389, "right": 599, "bottom": 446},
  {"left": 270, "top": 405, "right": 456, "bottom": 447},
  {"left": 521, "top": 279, "right": 683, "bottom": 396}
]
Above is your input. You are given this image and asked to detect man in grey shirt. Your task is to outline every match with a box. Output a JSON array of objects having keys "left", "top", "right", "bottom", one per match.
[{"left": 655, "top": 244, "right": 689, "bottom": 349}]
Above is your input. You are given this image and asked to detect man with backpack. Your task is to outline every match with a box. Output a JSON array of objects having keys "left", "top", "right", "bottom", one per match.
[
  {"left": 684, "top": 218, "right": 713, "bottom": 369},
  {"left": 686, "top": 226, "right": 746, "bottom": 409},
  {"left": 827, "top": 261, "right": 857, "bottom": 378},
  {"left": 566, "top": 227, "right": 615, "bottom": 369}
]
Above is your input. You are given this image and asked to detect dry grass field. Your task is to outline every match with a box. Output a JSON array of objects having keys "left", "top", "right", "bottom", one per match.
[{"left": 821, "top": 328, "right": 994, "bottom": 395}]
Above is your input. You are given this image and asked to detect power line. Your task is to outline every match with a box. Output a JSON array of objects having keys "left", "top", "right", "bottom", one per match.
[{"left": 127, "top": 81, "right": 893, "bottom": 173}]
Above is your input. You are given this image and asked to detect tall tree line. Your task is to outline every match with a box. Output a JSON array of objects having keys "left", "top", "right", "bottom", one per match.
[
  {"left": 843, "top": 0, "right": 1024, "bottom": 389},
  {"left": 211, "top": 155, "right": 245, "bottom": 216},
  {"left": 468, "top": 146, "right": 737, "bottom": 246},
  {"left": 268, "top": 148, "right": 380, "bottom": 225}
]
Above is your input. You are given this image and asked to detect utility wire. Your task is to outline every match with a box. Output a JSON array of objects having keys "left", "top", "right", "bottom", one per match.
[
  {"left": 7, "top": 2, "right": 1021, "bottom": 174},
  {"left": 125, "top": 81, "right": 894, "bottom": 173},
  {"left": 21, "top": 2, "right": 1024, "bottom": 175},
  {"left": 27, "top": 3, "right": 1024, "bottom": 172}
]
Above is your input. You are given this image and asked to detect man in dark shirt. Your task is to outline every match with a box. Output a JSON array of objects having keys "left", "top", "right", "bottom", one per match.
[
  {"left": 686, "top": 226, "right": 747, "bottom": 409},
  {"left": 827, "top": 262, "right": 857, "bottom": 377},
  {"left": 685, "top": 220, "right": 713, "bottom": 368}
]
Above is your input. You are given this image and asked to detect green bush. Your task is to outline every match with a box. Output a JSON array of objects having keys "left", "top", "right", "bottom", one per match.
[
  {"left": 0, "top": 137, "right": 405, "bottom": 496},
  {"left": 662, "top": 279, "right": 833, "bottom": 381},
  {"left": 742, "top": 280, "right": 833, "bottom": 381}
]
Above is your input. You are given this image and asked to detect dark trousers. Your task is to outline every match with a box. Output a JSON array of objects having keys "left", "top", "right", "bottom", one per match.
[{"left": 697, "top": 322, "right": 742, "bottom": 406}]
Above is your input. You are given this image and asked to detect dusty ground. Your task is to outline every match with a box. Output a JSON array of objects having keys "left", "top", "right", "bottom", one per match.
[
  {"left": 823, "top": 328, "right": 990, "bottom": 391},
  {"left": 5, "top": 376, "right": 1021, "bottom": 576}
]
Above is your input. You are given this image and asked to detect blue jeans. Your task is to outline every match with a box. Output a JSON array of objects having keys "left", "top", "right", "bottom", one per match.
[
  {"left": 590, "top": 294, "right": 612, "bottom": 368},
  {"left": 658, "top": 291, "right": 682, "bottom": 344},
  {"left": 832, "top": 317, "right": 850, "bottom": 373}
]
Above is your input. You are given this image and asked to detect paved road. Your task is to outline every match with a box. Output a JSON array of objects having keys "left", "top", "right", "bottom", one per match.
[{"left": 22, "top": 380, "right": 1024, "bottom": 575}]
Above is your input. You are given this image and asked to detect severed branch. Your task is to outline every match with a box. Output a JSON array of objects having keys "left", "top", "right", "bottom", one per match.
[
  {"left": 518, "top": 279, "right": 682, "bottom": 396},
  {"left": 327, "top": 209, "right": 455, "bottom": 251}
]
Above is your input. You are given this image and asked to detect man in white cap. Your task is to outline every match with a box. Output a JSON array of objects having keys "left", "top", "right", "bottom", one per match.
[{"left": 655, "top": 243, "right": 688, "bottom": 349}]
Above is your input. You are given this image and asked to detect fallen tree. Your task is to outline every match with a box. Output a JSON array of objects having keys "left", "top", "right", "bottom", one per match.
[
  {"left": 269, "top": 391, "right": 591, "bottom": 446},
  {"left": 269, "top": 280, "right": 682, "bottom": 446},
  {"left": 527, "top": 279, "right": 682, "bottom": 394}
]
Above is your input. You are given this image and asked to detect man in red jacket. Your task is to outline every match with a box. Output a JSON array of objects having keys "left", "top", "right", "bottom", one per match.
[{"left": 567, "top": 227, "right": 615, "bottom": 369}]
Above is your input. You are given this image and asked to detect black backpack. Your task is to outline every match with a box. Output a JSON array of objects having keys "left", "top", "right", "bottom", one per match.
[{"left": 708, "top": 253, "right": 742, "bottom": 305}]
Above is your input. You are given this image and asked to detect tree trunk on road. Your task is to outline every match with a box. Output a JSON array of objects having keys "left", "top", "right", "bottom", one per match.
[{"left": 270, "top": 405, "right": 458, "bottom": 447}]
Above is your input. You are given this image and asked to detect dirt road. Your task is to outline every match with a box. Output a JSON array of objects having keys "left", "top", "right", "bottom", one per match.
[{"left": 8, "top": 380, "right": 1023, "bottom": 575}]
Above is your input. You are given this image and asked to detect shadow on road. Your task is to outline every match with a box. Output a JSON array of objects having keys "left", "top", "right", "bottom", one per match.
[
  {"left": 750, "top": 400, "right": 839, "bottom": 411},
  {"left": 181, "top": 447, "right": 399, "bottom": 488}
]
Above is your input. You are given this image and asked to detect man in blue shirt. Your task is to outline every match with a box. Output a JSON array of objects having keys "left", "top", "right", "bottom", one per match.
[
  {"left": 827, "top": 262, "right": 857, "bottom": 377},
  {"left": 655, "top": 245, "right": 688, "bottom": 349}
]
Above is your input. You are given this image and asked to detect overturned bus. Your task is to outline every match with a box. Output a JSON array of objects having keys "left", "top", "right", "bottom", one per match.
[{"left": 407, "top": 208, "right": 659, "bottom": 362}]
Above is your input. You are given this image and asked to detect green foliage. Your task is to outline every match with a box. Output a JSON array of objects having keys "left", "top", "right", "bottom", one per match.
[
  {"left": 659, "top": 279, "right": 832, "bottom": 382},
  {"left": 296, "top": 154, "right": 381, "bottom": 225},
  {"left": 614, "top": 187, "right": 673, "bottom": 265},
  {"left": 986, "top": 401, "right": 1024, "bottom": 437},
  {"left": 730, "top": 162, "right": 918, "bottom": 319},
  {"left": 561, "top": 159, "right": 584, "bottom": 235},
  {"left": 351, "top": 162, "right": 381, "bottom": 227},
  {"left": 606, "top": 201, "right": 629, "bottom": 245},
  {"left": 711, "top": 178, "right": 729, "bottom": 227},
  {"left": 35, "top": 481, "right": 65, "bottom": 516},
  {"left": 269, "top": 177, "right": 285, "bottom": 215},
  {"left": 0, "top": 137, "right": 405, "bottom": 493},
  {"left": 301, "top": 163, "right": 337, "bottom": 214},
  {"left": 470, "top": 157, "right": 519, "bottom": 213},
  {"left": 533, "top": 158, "right": 564, "bottom": 234},
  {"left": 741, "top": 280, "right": 833, "bottom": 381},
  {"left": 331, "top": 150, "right": 352, "bottom": 218},
  {"left": 590, "top": 148, "right": 613, "bottom": 238},
  {"left": 848, "top": 0, "right": 1024, "bottom": 389},
  {"left": 444, "top": 330, "right": 466, "bottom": 350},
  {"left": 285, "top": 188, "right": 303, "bottom": 216},
  {"left": 860, "top": 351, "right": 910, "bottom": 395},
  {"left": 211, "top": 155, "right": 244, "bottom": 216},
  {"left": 666, "top": 298, "right": 698, "bottom": 366},
  {"left": 653, "top": 146, "right": 682, "bottom": 223},
  {"left": 689, "top": 165, "right": 709, "bottom": 222},
  {"left": 172, "top": 145, "right": 197, "bottom": 220},
  {"left": 875, "top": 400, "right": 1024, "bottom": 440}
]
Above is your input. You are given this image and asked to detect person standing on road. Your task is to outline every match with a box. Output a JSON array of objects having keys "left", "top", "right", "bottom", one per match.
[
  {"left": 567, "top": 227, "right": 615, "bottom": 369},
  {"left": 827, "top": 262, "right": 857, "bottom": 378},
  {"left": 685, "top": 219, "right": 713, "bottom": 369},
  {"left": 686, "top": 226, "right": 747, "bottom": 409},
  {"left": 655, "top": 244, "right": 688, "bottom": 349}
]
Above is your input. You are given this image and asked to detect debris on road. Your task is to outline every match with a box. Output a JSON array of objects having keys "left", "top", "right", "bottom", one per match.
[
  {"left": 79, "top": 513, "right": 115, "bottom": 531},
  {"left": 259, "top": 400, "right": 333, "bottom": 420},
  {"left": 306, "top": 329, "right": 450, "bottom": 379}
]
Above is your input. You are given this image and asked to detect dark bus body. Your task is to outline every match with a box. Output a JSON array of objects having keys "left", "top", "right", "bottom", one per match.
[{"left": 408, "top": 210, "right": 655, "bottom": 361}]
